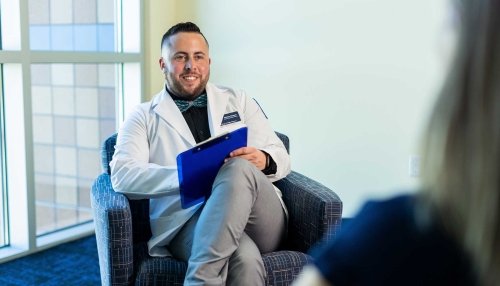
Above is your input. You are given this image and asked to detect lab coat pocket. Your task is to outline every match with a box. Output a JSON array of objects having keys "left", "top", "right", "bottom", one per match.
[{"left": 219, "top": 122, "right": 247, "bottom": 134}]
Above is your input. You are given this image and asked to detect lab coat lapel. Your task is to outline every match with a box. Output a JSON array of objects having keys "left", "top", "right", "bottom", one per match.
[
  {"left": 206, "top": 83, "right": 229, "bottom": 137},
  {"left": 152, "top": 89, "right": 196, "bottom": 146}
]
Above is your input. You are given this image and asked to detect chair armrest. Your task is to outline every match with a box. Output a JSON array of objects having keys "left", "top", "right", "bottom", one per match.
[
  {"left": 91, "top": 173, "right": 134, "bottom": 286},
  {"left": 274, "top": 171, "right": 342, "bottom": 253}
]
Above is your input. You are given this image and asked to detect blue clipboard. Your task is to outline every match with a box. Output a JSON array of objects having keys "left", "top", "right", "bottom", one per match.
[{"left": 176, "top": 127, "right": 248, "bottom": 209}]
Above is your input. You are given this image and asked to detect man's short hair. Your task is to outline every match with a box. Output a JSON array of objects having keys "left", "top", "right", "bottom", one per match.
[{"left": 160, "top": 22, "right": 209, "bottom": 51}]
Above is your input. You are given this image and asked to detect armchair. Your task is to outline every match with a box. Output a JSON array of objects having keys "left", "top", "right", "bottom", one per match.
[{"left": 91, "top": 133, "right": 342, "bottom": 285}]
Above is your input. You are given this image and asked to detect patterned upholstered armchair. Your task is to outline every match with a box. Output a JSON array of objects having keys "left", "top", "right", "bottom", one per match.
[{"left": 91, "top": 132, "right": 342, "bottom": 285}]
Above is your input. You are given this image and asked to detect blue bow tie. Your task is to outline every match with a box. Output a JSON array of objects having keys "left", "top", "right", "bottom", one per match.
[{"left": 174, "top": 94, "right": 208, "bottom": 112}]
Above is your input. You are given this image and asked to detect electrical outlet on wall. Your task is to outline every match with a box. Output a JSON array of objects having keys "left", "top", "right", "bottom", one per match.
[{"left": 409, "top": 155, "right": 421, "bottom": 177}]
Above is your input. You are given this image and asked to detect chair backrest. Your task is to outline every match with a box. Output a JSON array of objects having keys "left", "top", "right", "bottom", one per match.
[
  {"left": 101, "top": 133, "right": 117, "bottom": 175},
  {"left": 101, "top": 133, "right": 152, "bottom": 243},
  {"left": 101, "top": 132, "right": 289, "bottom": 174},
  {"left": 100, "top": 132, "right": 290, "bottom": 244}
]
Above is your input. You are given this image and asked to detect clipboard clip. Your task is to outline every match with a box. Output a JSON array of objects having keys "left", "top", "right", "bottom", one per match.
[{"left": 194, "top": 134, "right": 231, "bottom": 153}]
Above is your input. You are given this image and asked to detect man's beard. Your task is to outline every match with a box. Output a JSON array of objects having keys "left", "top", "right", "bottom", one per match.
[{"left": 165, "top": 72, "right": 209, "bottom": 100}]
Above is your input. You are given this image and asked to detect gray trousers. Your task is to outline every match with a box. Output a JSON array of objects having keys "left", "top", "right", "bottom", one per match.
[{"left": 169, "top": 158, "right": 286, "bottom": 286}]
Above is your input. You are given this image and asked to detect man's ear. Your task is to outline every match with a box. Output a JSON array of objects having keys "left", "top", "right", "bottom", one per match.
[{"left": 159, "top": 57, "right": 165, "bottom": 71}]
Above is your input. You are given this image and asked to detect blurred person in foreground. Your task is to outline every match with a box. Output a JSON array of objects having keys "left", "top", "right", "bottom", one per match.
[{"left": 292, "top": 0, "right": 500, "bottom": 285}]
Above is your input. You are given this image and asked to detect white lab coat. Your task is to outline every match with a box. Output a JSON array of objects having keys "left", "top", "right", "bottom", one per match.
[{"left": 110, "top": 82, "right": 291, "bottom": 256}]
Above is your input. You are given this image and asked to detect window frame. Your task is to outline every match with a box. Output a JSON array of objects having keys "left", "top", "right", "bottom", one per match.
[{"left": 0, "top": 0, "right": 144, "bottom": 262}]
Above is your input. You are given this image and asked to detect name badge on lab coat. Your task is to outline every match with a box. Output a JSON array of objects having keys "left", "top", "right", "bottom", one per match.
[{"left": 221, "top": 111, "right": 241, "bottom": 126}]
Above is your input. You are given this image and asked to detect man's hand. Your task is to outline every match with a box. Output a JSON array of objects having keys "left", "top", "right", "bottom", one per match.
[{"left": 227, "top": 147, "right": 267, "bottom": 170}]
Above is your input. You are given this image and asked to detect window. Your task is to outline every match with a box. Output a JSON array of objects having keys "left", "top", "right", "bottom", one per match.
[
  {"left": 32, "top": 63, "right": 116, "bottom": 235},
  {"left": 0, "top": 0, "right": 142, "bottom": 260},
  {"left": 29, "top": 0, "right": 115, "bottom": 52}
]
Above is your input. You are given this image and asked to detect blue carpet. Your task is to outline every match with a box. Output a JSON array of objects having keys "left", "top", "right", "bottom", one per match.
[{"left": 0, "top": 235, "right": 100, "bottom": 285}]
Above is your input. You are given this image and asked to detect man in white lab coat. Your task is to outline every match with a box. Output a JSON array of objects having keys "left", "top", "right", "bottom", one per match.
[{"left": 110, "top": 22, "right": 291, "bottom": 285}]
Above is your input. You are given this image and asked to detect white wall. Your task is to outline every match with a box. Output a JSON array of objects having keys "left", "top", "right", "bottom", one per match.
[{"left": 163, "top": 0, "right": 450, "bottom": 216}]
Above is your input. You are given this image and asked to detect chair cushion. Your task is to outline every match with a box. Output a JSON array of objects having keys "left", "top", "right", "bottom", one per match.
[
  {"left": 134, "top": 246, "right": 311, "bottom": 286},
  {"left": 134, "top": 245, "right": 187, "bottom": 286},
  {"left": 263, "top": 251, "right": 313, "bottom": 285}
]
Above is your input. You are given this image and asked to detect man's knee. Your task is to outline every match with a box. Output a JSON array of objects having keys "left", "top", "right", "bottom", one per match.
[
  {"left": 221, "top": 157, "right": 257, "bottom": 175},
  {"left": 213, "top": 158, "right": 261, "bottom": 192}
]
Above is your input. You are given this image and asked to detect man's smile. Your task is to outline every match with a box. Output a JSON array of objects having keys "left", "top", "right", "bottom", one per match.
[{"left": 181, "top": 74, "right": 199, "bottom": 82}]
